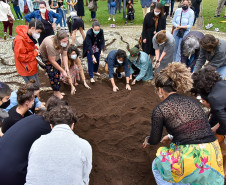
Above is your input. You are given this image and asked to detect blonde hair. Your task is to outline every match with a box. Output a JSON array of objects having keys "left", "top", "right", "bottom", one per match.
[
  {"left": 156, "top": 30, "right": 168, "bottom": 44},
  {"left": 155, "top": 62, "right": 193, "bottom": 93},
  {"left": 182, "top": 0, "right": 191, "bottom": 5}
]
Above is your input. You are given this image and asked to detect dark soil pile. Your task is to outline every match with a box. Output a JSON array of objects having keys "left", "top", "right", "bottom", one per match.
[{"left": 39, "top": 72, "right": 162, "bottom": 185}]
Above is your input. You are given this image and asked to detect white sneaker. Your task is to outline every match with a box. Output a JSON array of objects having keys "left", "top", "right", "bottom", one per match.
[
  {"left": 108, "top": 17, "right": 111, "bottom": 21},
  {"left": 214, "top": 28, "right": 219, "bottom": 32},
  {"left": 113, "top": 18, "right": 115, "bottom": 22}
]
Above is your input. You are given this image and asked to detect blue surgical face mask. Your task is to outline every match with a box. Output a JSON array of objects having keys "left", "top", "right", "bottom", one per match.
[
  {"left": 61, "top": 42, "right": 67, "bottom": 48},
  {"left": 71, "top": 54, "right": 77, "bottom": 60},
  {"left": 93, "top": 29, "right": 100, "bottom": 35}
]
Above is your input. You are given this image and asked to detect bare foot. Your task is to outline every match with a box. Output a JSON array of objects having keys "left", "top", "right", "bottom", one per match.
[
  {"left": 74, "top": 82, "right": 79, "bottom": 86},
  {"left": 90, "top": 78, "right": 95, "bottom": 83},
  {"left": 94, "top": 72, "right": 100, "bottom": 76},
  {"left": 71, "top": 86, "right": 76, "bottom": 95}
]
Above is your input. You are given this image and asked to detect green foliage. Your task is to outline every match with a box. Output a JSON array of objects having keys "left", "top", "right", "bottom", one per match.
[{"left": 202, "top": 0, "right": 226, "bottom": 32}]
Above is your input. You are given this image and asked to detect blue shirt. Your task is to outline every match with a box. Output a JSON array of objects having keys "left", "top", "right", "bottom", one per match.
[
  {"left": 105, "top": 50, "right": 130, "bottom": 79},
  {"left": 172, "top": 8, "right": 194, "bottom": 30},
  {"left": 5, "top": 91, "right": 42, "bottom": 112}
]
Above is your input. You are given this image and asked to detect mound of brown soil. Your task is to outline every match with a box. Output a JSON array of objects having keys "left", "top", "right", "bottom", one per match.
[{"left": 40, "top": 73, "right": 162, "bottom": 185}]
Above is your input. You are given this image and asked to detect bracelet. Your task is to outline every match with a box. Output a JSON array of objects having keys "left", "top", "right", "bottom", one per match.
[{"left": 168, "top": 134, "right": 173, "bottom": 140}]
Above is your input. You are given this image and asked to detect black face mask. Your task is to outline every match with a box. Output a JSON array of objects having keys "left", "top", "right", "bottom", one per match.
[
  {"left": 0, "top": 99, "right": 10, "bottom": 109},
  {"left": 182, "top": 5, "right": 188, "bottom": 11}
]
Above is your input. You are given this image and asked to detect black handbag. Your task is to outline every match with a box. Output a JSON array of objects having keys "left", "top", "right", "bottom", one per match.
[{"left": 176, "top": 10, "right": 186, "bottom": 38}]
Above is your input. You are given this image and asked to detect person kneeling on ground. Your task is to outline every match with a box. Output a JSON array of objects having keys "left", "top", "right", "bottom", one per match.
[
  {"left": 5, "top": 79, "right": 45, "bottom": 113},
  {"left": 0, "top": 96, "right": 66, "bottom": 185},
  {"left": 128, "top": 46, "right": 153, "bottom": 85},
  {"left": 192, "top": 65, "right": 226, "bottom": 177},
  {"left": 105, "top": 49, "right": 131, "bottom": 92},
  {"left": 14, "top": 19, "right": 44, "bottom": 86},
  {"left": 61, "top": 45, "right": 91, "bottom": 94},
  {"left": 193, "top": 34, "right": 226, "bottom": 79},
  {"left": 143, "top": 63, "right": 224, "bottom": 185},
  {"left": 67, "top": 11, "right": 85, "bottom": 45},
  {"left": 25, "top": 105, "right": 92, "bottom": 185},
  {"left": 2, "top": 83, "right": 35, "bottom": 133}
]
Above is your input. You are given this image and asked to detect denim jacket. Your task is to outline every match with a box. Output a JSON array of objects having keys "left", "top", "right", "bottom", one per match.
[{"left": 25, "top": 10, "right": 61, "bottom": 25}]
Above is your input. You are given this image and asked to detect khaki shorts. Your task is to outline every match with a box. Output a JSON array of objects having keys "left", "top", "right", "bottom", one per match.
[{"left": 216, "top": 134, "right": 226, "bottom": 156}]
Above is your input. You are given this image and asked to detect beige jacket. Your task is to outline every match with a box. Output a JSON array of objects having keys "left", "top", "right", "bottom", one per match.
[{"left": 0, "top": 1, "right": 15, "bottom": 21}]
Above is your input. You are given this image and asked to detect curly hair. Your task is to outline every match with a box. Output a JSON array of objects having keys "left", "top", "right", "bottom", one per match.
[
  {"left": 200, "top": 34, "right": 219, "bottom": 53},
  {"left": 155, "top": 62, "right": 193, "bottom": 93},
  {"left": 17, "top": 85, "right": 34, "bottom": 105},
  {"left": 192, "top": 65, "right": 221, "bottom": 99},
  {"left": 47, "top": 105, "right": 78, "bottom": 127}
]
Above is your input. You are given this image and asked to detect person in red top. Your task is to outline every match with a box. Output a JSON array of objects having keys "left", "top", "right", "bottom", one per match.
[{"left": 14, "top": 19, "right": 44, "bottom": 86}]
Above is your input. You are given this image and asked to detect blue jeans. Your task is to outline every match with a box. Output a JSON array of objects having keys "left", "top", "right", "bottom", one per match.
[
  {"left": 91, "top": 11, "right": 96, "bottom": 19},
  {"left": 170, "top": 0, "right": 175, "bottom": 16},
  {"left": 173, "top": 29, "right": 189, "bottom": 62},
  {"left": 22, "top": 73, "right": 40, "bottom": 87},
  {"left": 58, "top": 8, "right": 66, "bottom": 27},
  {"left": 217, "top": 65, "right": 226, "bottom": 80},
  {"left": 108, "top": 3, "right": 116, "bottom": 15},
  {"left": 152, "top": 159, "right": 190, "bottom": 185},
  {"left": 87, "top": 52, "right": 100, "bottom": 78},
  {"left": 13, "top": 5, "right": 23, "bottom": 19}
]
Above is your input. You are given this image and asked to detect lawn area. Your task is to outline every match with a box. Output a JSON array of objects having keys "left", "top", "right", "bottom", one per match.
[
  {"left": 0, "top": 0, "right": 144, "bottom": 38},
  {"left": 202, "top": 0, "right": 226, "bottom": 32}
]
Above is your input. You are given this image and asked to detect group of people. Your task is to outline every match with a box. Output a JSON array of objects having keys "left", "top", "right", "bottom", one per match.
[
  {"left": 0, "top": 82, "right": 92, "bottom": 185},
  {"left": 0, "top": 0, "right": 226, "bottom": 184}
]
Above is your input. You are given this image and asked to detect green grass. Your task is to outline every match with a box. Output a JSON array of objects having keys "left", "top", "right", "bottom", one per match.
[
  {"left": 0, "top": 0, "right": 144, "bottom": 38},
  {"left": 202, "top": 0, "right": 226, "bottom": 32}
]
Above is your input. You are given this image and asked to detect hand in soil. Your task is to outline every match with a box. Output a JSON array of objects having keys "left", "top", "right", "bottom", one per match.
[
  {"left": 126, "top": 84, "right": 131, "bottom": 91},
  {"left": 113, "top": 86, "right": 119, "bottom": 92},
  {"left": 155, "top": 62, "right": 160, "bottom": 69},
  {"left": 142, "top": 136, "right": 150, "bottom": 148},
  {"left": 71, "top": 86, "right": 76, "bottom": 95},
  {"left": 160, "top": 135, "right": 172, "bottom": 145},
  {"left": 131, "top": 79, "right": 136, "bottom": 85},
  {"left": 84, "top": 82, "right": 91, "bottom": 89}
]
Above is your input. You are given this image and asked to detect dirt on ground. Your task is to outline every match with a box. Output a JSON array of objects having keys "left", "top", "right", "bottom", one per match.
[{"left": 39, "top": 70, "right": 163, "bottom": 185}]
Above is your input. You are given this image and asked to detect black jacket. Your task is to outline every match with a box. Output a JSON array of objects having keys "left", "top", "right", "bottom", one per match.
[
  {"left": 83, "top": 28, "right": 105, "bottom": 58},
  {"left": 0, "top": 115, "right": 51, "bottom": 185},
  {"left": 208, "top": 81, "right": 226, "bottom": 135},
  {"left": 142, "top": 11, "right": 166, "bottom": 55}
]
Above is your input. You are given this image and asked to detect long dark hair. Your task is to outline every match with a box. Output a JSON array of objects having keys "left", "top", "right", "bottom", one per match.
[{"left": 152, "top": 3, "right": 164, "bottom": 17}]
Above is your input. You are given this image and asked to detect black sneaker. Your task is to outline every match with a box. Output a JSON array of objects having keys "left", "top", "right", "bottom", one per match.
[{"left": 214, "top": 15, "right": 220, "bottom": 17}]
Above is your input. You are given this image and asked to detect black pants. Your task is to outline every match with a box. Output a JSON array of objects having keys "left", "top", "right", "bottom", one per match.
[
  {"left": 38, "top": 28, "right": 54, "bottom": 45},
  {"left": 164, "top": 6, "right": 170, "bottom": 18},
  {"left": 131, "top": 64, "right": 140, "bottom": 77}
]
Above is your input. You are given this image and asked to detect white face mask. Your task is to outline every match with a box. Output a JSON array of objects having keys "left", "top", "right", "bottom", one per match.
[
  {"left": 154, "top": 11, "right": 160, "bottom": 16},
  {"left": 32, "top": 32, "right": 40, "bottom": 40},
  {"left": 61, "top": 42, "right": 67, "bottom": 48},
  {"left": 117, "top": 60, "right": 123, "bottom": 64},
  {"left": 71, "top": 54, "right": 77, "bottom": 60},
  {"left": 40, "top": 8, "right": 46, "bottom": 14},
  {"left": 159, "top": 42, "right": 165, "bottom": 46}
]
